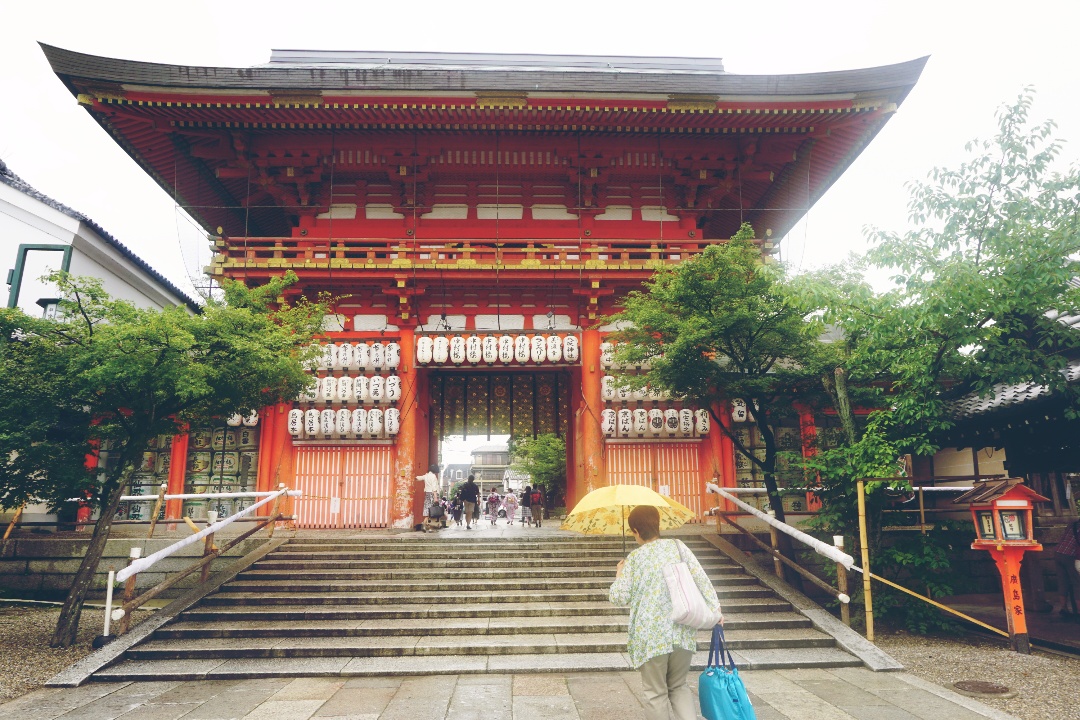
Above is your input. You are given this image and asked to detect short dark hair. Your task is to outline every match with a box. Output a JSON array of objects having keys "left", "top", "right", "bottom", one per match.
[
  {"left": 628, "top": 505, "right": 660, "bottom": 541},
  {"left": 467, "top": 474, "right": 475, "bottom": 482},
  {"left": 429, "top": 463, "right": 440, "bottom": 474}
]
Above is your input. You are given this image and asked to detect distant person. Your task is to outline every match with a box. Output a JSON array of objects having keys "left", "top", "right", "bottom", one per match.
[
  {"left": 459, "top": 475, "right": 480, "bottom": 530},
  {"left": 486, "top": 490, "right": 501, "bottom": 526},
  {"left": 1055, "top": 518, "right": 1080, "bottom": 617},
  {"left": 451, "top": 497, "right": 463, "bottom": 527},
  {"left": 503, "top": 491, "right": 519, "bottom": 526},
  {"left": 416, "top": 463, "right": 440, "bottom": 517},
  {"left": 609, "top": 505, "right": 722, "bottom": 720},
  {"left": 530, "top": 485, "right": 545, "bottom": 528},
  {"left": 521, "top": 485, "right": 533, "bottom": 526}
]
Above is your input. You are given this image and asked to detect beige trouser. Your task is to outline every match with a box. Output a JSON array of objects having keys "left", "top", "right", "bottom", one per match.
[
  {"left": 639, "top": 648, "right": 695, "bottom": 720},
  {"left": 531, "top": 505, "right": 543, "bottom": 524},
  {"left": 463, "top": 501, "right": 476, "bottom": 526}
]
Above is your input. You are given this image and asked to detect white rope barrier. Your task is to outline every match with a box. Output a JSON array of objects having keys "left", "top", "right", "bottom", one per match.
[
  {"left": 118, "top": 491, "right": 286, "bottom": 502},
  {"left": 115, "top": 488, "right": 300, "bottom": 583},
  {"left": 706, "top": 483, "right": 855, "bottom": 569}
]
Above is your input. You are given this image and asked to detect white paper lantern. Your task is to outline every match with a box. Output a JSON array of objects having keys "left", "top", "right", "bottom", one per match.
[
  {"left": 415, "top": 336, "right": 433, "bottom": 365},
  {"left": 731, "top": 399, "right": 748, "bottom": 423},
  {"left": 649, "top": 385, "right": 667, "bottom": 402},
  {"left": 369, "top": 375, "right": 385, "bottom": 403},
  {"left": 679, "top": 409, "right": 694, "bottom": 436},
  {"left": 633, "top": 408, "right": 649, "bottom": 435},
  {"left": 355, "top": 376, "right": 370, "bottom": 403},
  {"left": 300, "top": 378, "right": 319, "bottom": 403},
  {"left": 648, "top": 408, "right": 664, "bottom": 436},
  {"left": 448, "top": 336, "right": 465, "bottom": 365},
  {"left": 498, "top": 335, "right": 514, "bottom": 363},
  {"left": 433, "top": 336, "right": 449, "bottom": 364},
  {"left": 319, "top": 376, "right": 336, "bottom": 403},
  {"left": 482, "top": 336, "right": 498, "bottom": 364},
  {"left": 530, "top": 335, "right": 546, "bottom": 363},
  {"left": 386, "top": 375, "right": 401, "bottom": 402},
  {"left": 563, "top": 335, "right": 579, "bottom": 362},
  {"left": 514, "top": 335, "right": 530, "bottom": 363},
  {"left": 287, "top": 409, "right": 304, "bottom": 436},
  {"left": 385, "top": 342, "right": 401, "bottom": 369},
  {"left": 544, "top": 334, "right": 562, "bottom": 363},
  {"left": 665, "top": 409, "right": 679, "bottom": 434},
  {"left": 466, "top": 335, "right": 482, "bottom": 364},
  {"left": 243, "top": 411, "right": 259, "bottom": 427},
  {"left": 320, "top": 344, "right": 336, "bottom": 370},
  {"left": 370, "top": 342, "right": 385, "bottom": 369},
  {"left": 304, "top": 408, "right": 320, "bottom": 436},
  {"left": 634, "top": 385, "right": 650, "bottom": 402},
  {"left": 337, "top": 342, "right": 354, "bottom": 370},
  {"left": 385, "top": 408, "right": 400, "bottom": 435},
  {"left": 600, "top": 342, "right": 614, "bottom": 368},
  {"left": 601, "top": 409, "right": 617, "bottom": 436},
  {"left": 618, "top": 408, "right": 633, "bottom": 437},
  {"left": 367, "top": 408, "right": 383, "bottom": 436},
  {"left": 336, "top": 376, "right": 353, "bottom": 403},
  {"left": 601, "top": 376, "right": 616, "bottom": 401},
  {"left": 320, "top": 409, "right": 336, "bottom": 436},
  {"left": 226, "top": 413, "right": 243, "bottom": 427},
  {"left": 696, "top": 409, "right": 711, "bottom": 435},
  {"left": 616, "top": 384, "right": 633, "bottom": 403},
  {"left": 351, "top": 408, "right": 367, "bottom": 435},
  {"left": 336, "top": 408, "right": 352, "bottom": 436},
  {"left": 355, "top": 342, "right": 371, "bottom": 370}
]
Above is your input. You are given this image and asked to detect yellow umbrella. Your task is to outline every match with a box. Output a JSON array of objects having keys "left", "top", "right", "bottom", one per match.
[{"left": 560, "top": 485, "right": 697, "bottom": 553}]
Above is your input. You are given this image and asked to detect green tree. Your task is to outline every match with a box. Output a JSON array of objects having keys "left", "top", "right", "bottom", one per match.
[
  {"left": 0, "top": 271, "right": 326, "bottom": 647},
  {"left": 606, "top": 228, "right": 829, "bottom": 527},
  {"left": 510, "top": 434, "right": 566, "bottom": 505}
]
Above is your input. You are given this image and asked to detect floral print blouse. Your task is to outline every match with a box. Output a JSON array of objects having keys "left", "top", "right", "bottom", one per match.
[{"left": 608, "top": 538, "right": 721, "bottom": 668}]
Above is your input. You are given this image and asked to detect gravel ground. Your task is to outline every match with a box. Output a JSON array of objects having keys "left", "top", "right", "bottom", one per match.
[
  {"left": 876, "top": 631, "right": 1080, "bottom": 720},
  {"left": 1, "top": 606, "right": 1078, "bottom": 719}
]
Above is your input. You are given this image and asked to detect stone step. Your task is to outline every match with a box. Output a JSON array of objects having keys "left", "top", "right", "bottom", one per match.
[
  {"left": 262, "top": 550, "right": 718, "bottom": 561},
  {"left": 247, "top": 558, "right": 741, "bottom": 572},
  {"left": 221, "top": 578, "right": 770, "bottom": 597},
  {"left": 156, "top": 618, "right": 829, "bottom": 643},
  {"left": 238, "top": 566, "right": 749, "bottom": 580},
  {"left": 126, "top": 627, "right": 839, "bottom": 661},
  {"left": 92, "top": 646, "right": 861, "bottom": 682}
]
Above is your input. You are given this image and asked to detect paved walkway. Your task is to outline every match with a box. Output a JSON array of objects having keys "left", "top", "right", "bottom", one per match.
[{"left": 3, "top": 667, "right": 1017, "bottom": 719}]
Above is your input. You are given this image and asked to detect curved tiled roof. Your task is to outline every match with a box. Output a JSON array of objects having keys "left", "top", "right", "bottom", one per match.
[{"left": 0, "top": 158, "right": 201, "bottom": 312}]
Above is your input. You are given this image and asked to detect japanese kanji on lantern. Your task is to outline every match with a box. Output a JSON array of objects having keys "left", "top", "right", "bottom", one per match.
[{"left": 953, "top": 479, "right": 1050, "bottom": 654}]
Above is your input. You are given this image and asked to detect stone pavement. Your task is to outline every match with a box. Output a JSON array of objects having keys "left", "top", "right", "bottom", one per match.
[{"left": 2, "top": 667, "right": 1017, "bottom": 719}]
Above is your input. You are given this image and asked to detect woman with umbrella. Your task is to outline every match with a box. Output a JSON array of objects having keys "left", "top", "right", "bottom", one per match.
[{"left": 608, "top": 504, "right": 721, "bottom": 720}]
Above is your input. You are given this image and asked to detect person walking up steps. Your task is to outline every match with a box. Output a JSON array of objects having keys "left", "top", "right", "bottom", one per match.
[
  {"left": 503, "top": 491, "right": 518, "bottom": 526},
  {"left": 521, "top": 485, "right": 533, "bottom": 526},
  {"left": 530, "top": 485, "right": 545, "bottom": 528},
  {"left": 486, "top": 489, "right": 501, "bottom": 526},
  {"left": 459, "top": 475, "right": 480, "bottom": 530}
]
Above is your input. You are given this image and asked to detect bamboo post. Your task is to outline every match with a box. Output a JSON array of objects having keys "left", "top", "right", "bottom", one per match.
[
  {"left": 1, "top": 503, "right": 26, "bottom": 553},
  {"left": 266, "top": 484, "right": 285, "bottom": 539},
  {"left": 918, "top": 487, "right": 927, "bottom": 534},
  {"left": 767, "top": 510, "right": 784, "bottom": 578},
  {"left": 857, "top": 479, "right": 874, "bottom": 642},
  {"left": 147, "top": 483, "right": 167, "bottom": 538},
  {"left": 200, "top": 511, "right": 218, "bottom": 584},
  {"left": 834, "top": 535, "right": 851, "bottom": 627},
  {"left": 117, "top": 547, "right": 141, "bottom": 635}
]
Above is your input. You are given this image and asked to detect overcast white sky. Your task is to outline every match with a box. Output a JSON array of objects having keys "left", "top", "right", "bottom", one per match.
[{"left": 3, "top": 0, "right": 1079, "bottom": 304}]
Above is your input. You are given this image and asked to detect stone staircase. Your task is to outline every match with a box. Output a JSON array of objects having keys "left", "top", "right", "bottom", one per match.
[{"left": 93, "top": 534, "right": 863, "bottom": 681}]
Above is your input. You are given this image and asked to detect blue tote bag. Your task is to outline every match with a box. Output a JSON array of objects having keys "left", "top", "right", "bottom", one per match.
[{"left": 698, "top": 626, "right": 756, "bottom": 720}]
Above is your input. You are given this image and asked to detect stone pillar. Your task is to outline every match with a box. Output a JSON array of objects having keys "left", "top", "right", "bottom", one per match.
[{"left": 391, "top": 327, "right": 418, "bottom": 529}]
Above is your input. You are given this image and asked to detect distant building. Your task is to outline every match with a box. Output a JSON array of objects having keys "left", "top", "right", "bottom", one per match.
[
  {"left": 1, "top": 159, "right": 200, "bottom": 314},
  {"left": 440, "top": 463, "right": 471, "bottom": 496},
  {"left": 470, "top": 444, "right": 510, "bottom": 494}
]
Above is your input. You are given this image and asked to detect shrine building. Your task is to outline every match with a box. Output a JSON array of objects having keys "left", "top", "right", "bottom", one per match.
[{"left": 42, "top": 45, "right": 925, "bottom": 529}]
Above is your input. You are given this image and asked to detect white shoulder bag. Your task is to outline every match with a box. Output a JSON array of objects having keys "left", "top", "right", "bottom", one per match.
[{"left": 663, "top": 539, "right": 723, "bottom": 630}]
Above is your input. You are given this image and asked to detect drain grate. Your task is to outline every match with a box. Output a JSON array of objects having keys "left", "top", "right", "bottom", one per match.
[{"left": 952, "top": 680, "right": 1015, "bottom": 698}]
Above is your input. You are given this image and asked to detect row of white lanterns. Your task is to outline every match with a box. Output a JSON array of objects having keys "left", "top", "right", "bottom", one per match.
[
  {"left": 416, "top": 334, "right": 580, "bottom": 365},
  {"left": 224, "top": 412, "right": 260, "bottom": 427},
  {"left": 601, "top": 376, "right": 673, "bottom": 403},
  {"left": 288, "top": 408, "right": 400, "bottom": 438},
  {"left": 602, "top": 408, "right": 710, "bottom": 438},
  {"left": 315, "top": 342, "right": 401, "bottom": 371},
  {"left": 600, "top": 342, "right": 656, "bottom": 369},
  {"left": 297, "top": 375, "right": 401, "bottom": 404}
]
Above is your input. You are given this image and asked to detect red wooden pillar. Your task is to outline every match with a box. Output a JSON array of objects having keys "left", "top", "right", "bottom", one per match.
[
  {"left": 392, "top": 327, "right": 419, "bottom": 529},
  {"left": 165, "top": 433, "right": 188, "bottom": 520},
  {"left": 579, "top": 328, "right": 604, "bottom": 497},
  {"left": 700, "top": 404, "right": 726, "bottom": 515},
  {"left": 795, "top": 403, "right": 821, "bottom": 511}
]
